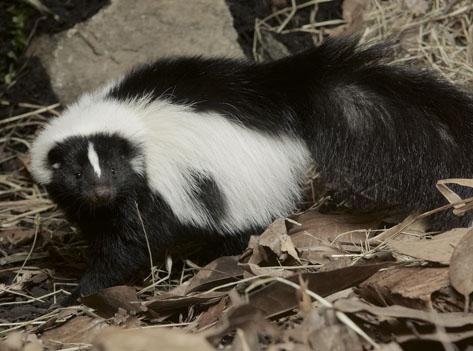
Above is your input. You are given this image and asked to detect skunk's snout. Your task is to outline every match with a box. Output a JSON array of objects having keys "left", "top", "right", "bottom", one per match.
[
  {"left": 95, "top": 186, "right": 113, "bottom": 200},
  {"left": 87, "top": 186, "right": 114, "bottom": 204}
]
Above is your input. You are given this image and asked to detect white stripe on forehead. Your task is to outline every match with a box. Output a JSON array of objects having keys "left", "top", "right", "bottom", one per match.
[{"left": 87, "top": 142, "right": 101, "bottom": 178}]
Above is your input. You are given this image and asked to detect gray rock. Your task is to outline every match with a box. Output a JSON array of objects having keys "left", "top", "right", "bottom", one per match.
[{"left": 29, "top": 0, "right": 243, "bottom": 104}]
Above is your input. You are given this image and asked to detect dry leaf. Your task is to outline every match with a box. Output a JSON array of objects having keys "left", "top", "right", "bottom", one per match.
[
  {"left": 449, "top": 228, "right": 473, "bottom": 310},
  {"left": 378, "top": 343, "right": 403, "bottom": 351},
  {"left": 468, "top": 25, "right": 473, "bottom": 65},
  {"left": 0, "top": 333, "right": 43, "bottom": 351},
  {"left": 245, "top": 218, "right": 301, "bottom": 266},
  {"left": 239, "top": 263, "right": 293, "bottom": 278},
  {"left": 436, "top": 178, "right": 473, "bottom": 215},
  {"left": 207, "top": 304, "right": 278, "bottom": 347},
  {"left": 342, "top": 0, "right": 368, "bottom": 33},
  {"left": 197, "top": 296, "right": 229, "bottom": 330},
  {"left": 258, "top": 218, "right": 300, "bottom": 262},
  {"left": 93, "top": 327, "right": 214, "bottom": 351},
  {"left": 400, "top": 28, "right": 420, "bottom": 51},
  {"left": 297, "top": 276, "right": 312, "bottom": 315},
  {"left": 289, "top": 210, "right": 381, "bottom": 243},
  {"left": 327, "top": 0, "right": 369, "bottom": 36},
  {"left": 404, "top": 0, "right": 429, "bottom": 15},
  {"left": 290, "top": 230, "right": 343, "bottom": 265},
  {"left": 232, "top": 328, "right": 259, "bottom": 351},
  {"left": 0, "top": 229, "right": 35, "bottom": 246},
  {"left": 358, "top": 267, "right": 450, "bottom": 309},
  {"left": 308, "top": 324, "right": 363, "bottom": 351},
  {"left": 259, "top": 31, "right": 291, "bottom": 60},
  {"left": 388, "top": 228, "right": 468, "bottom": 264},
  {"left": 259, "top": 218, "right": 288, "bottom": 257},
  {"left": 81, "top": 285, "right": 145, "bottom": 318},
  {"left": 334, "top": 298, "right": 473, "bottom": 327},
  {"left": 145, "top": 291, "right": 226, "bottom": 315},
  {"left": 396, "top": 329, "right": 473, "bottom": 343},
  {"left": 280, "top": 233, "right": 300, "bottom": 263},
  {"left": 248, "top": 263, "right": 390, "bottom": 318},
  {"left": 186, "top": 256, "right": 243, "bottom": 293},
  {"left": 41, "top": 316, "right": 109, "bottom": 347},
  {"left": 284, "top": 308, "right": 326, "bottom": 346}
]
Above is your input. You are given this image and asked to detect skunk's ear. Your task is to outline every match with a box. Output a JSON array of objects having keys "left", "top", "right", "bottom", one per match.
[{"left": 47, "top": 145, "right": 63, "bottom": 169}]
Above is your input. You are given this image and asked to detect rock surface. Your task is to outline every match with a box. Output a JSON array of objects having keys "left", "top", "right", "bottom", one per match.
[{"left": 29, "top": 0, "right": 243, "bottom": 104}]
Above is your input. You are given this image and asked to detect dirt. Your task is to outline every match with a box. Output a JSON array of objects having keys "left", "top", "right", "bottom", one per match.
[
  {"left": 226, "top": 0, "right": 343, "bottom": 58},
  {"left": 0, "top": 0, "right": 109, "bottom": 114},
  {"left": 1, "top": 0, "right": 342, "bottom": 115}
]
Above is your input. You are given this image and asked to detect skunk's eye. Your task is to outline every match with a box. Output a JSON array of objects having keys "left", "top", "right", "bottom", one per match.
[
  {"left": 111, "top": 168, "right": 116, "bottom": 175},
  {"left": 74, "top": 172, "right": 82, "bottom": 179}
]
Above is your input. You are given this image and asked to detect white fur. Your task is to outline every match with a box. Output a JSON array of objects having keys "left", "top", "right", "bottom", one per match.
[
  {"left": 31, "top": 91, "right": 312, "bottom": 233},
  {"left": 87, "top": 142, "right": 101, "bottom": 178},
  {"left": 30, "top": 96, "right": 146, "bottom": 184},
  {"left": 139, "top": 101, "right": 312, "bottom": 232}
]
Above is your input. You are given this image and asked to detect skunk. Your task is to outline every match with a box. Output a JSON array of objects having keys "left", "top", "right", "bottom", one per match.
[{"left": 30, "top": 37, "right": 473, "bottom": 298}]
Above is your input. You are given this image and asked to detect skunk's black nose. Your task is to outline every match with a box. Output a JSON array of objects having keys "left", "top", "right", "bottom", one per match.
[{"left": 93, "top": 186, "right": 113, "bottom": 203}]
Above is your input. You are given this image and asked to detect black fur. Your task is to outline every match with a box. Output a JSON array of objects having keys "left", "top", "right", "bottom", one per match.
[
  {"left": 108, "top": 36, "right": 473, "bottom": 225},
  {"left": 46, "top": 37, "right": 473, "bottom": 300},
  {"left": 189, "top": 171, "right": 228, "bottom": 222},
  {"left": 47, "top": 134, "right": 249, "bottom": 298}
]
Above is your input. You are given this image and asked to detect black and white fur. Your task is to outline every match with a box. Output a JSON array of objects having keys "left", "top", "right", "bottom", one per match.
[{"left": 30, "top": 37, "right": 473, "bottom": 298}]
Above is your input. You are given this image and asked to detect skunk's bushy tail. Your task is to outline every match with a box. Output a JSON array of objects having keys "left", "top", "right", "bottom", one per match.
[{"left": 265, "top": 37, "right": 473, "bottom": 229}]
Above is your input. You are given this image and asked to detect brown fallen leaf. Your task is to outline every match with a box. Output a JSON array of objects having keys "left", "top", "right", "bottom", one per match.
[
  {"left": 0, "top": 332, "right": 43, "bottom": 351},
  {"left": 32, "top": 307, "right": 81, "bottom": 334},
  {"left": 244, "top": 211, "right": 379, "bottom": 267},
  {"left": 436, "top": 179, "right": 473, "bottom": 215},
  {"left": 378, "top": 343, "right": 403, "bottom": 351},
  {"left": 257, "top": 218, "right": 300, "bottom": 263},
  {"left": 145, "top": 291, "right": 226, "bottom": 315},
  {"left": 239, "top": 262, "right": 293, "bottom": 278},
  {"left": 326, "top": 0, "right": 369, "bottom": 37},
  {"left": 358, "top": 267, "right": 450, "bottom": 309},
  {"left": 93, "top": 327, "right": 214, "bottom": 351},
  {"left": 290, "top": 230, "right": 344, "bottom": 265},
  {"left": 449, "top": 227, "right": 473, "bottom": 311},
  {"left": 308, "top": 324, "right": 363, "bottom": 351},
  {"left": 404, "top": 0, "right": 430, "bottom": 15},
  {"left": 400, "top": 28, "right": 420, "bottom": 51},
  {"left": 259, "top": 219, "right": 287, "bottom": 256},
  {"left": 388, "top": 228, "right": 468, "bottom": 265},
  {"left": 341, "top": 0, "right": 368, "bottom": 34},
  {"left": 207, "top": 304, "right": 278, "bottom": 348},
  {"left": 81, "top": 285, "right": 145, "bottom": 318},
  {"left": 334, "top": 298, "right": 473, "bottom": 327},
  {"left": 185, "top": 256, "right": 243, "bottom": 294},
  {"left": 41, "top": 316, "right": 109, "bottom": 348},
  {"left": 196, "top": 296, "right": 229, "bottom": 330},
  {"left": 284, "top": 307, "right": 325, "bottom": 346},
  {"left": 468, "top": 25, "right": 473, "bottom": 66},
  {"left": 289, "top": 210, "right": 381, "bottom": 243},
  {"left": 284, "top": 306, "right": 366, "bottom": 350},
  {"left": 396, "top": 329, "right": 473, "bottom": 343},
  {"left": 248, "top": 262, "right": 390, "bottom": 318},
  {"left": 0, "top": 229, "right": 35, "bottom": 246}
]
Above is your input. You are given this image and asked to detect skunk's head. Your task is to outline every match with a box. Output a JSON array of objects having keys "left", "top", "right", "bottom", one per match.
[
  {"left": 30, "top": 98, "right": 147, "bottom": 212},
  {"left": 45, "top": 134, "right": 144, "bottom": 208}
]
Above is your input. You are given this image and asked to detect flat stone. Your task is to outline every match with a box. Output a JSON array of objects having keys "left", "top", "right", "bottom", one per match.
[{"left": 29, "top": 0, "right": 243, "bottom": 104}]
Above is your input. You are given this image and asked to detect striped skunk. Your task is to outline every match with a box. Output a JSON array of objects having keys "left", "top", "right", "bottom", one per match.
[{"left": 30, "top": 37, "right": 473, "bottom": 299}]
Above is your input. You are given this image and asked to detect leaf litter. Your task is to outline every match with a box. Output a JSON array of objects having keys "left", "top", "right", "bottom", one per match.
[{"left": 2, "top": 0, "right": 473, "bottom": 350}]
